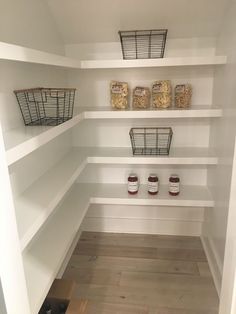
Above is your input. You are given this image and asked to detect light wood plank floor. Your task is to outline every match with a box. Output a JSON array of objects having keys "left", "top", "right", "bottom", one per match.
[{"left": 63, "top": 232, "right": 219, "bottom": 314}]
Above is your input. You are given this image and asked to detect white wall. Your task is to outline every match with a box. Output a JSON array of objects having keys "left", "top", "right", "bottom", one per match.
[
  {"left": 0, "top": 0, "right": 64, "bottom": 54},
  {"left": 47, "top": 0, "right": 227, "bottom": 43},
  {"left": 203, "top": 0, "right": 236, "bottom": 295}
]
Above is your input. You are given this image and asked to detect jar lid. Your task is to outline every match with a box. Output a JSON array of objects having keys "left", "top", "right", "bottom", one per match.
[
  {"left": 129, "top": 173, "right": 138, "bottom": 177},
  {"left": 149, "top": 173, "right": 157, "bottom": 177}
]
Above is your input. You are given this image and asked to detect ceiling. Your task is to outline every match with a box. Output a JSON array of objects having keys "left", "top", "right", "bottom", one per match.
[{"left": 46, "top": 0, "right": 229, "bottom": 44}]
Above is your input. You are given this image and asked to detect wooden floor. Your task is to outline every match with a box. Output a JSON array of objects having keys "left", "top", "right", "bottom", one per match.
[{"left": 63, "top": 232, "right": 219, "bottom": 314}]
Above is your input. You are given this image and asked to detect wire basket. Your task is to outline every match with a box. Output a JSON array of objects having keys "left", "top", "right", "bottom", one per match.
[
  {"left": 14, "top": 88, "right": 76, "bottom": 126},
  {"left": 129, "top": 127, "right": 173, "bottom": 155},
  {"left": 119, "top": 29, "right": 168, "bottom": 60}
]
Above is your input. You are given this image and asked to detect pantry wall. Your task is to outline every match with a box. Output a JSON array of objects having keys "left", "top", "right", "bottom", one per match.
[{"left": 0, "top": 0, "right": 236, "bottom": 313}]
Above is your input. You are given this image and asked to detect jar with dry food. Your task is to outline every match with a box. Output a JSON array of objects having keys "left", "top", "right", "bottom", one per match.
[
  {"left": 110, "top": 81, "right": 129, "bottom": 110},
  {"left": 169, "top": 174, "right": 180, "bottom": 196},
  {"left": 132, "top": 87, "right": 151, "bottom": 109},
  {"left": 175, "top": 84, "right": 192, "bottom": 108},
  {"left": 128, "top": 173, "right": 139, "bottom": 194},
  {"left": 152, "top": 80, "right": 172, "bottom": 109},
  {"left": 148, "top": 174, "right": 159, "bottom": 195}
]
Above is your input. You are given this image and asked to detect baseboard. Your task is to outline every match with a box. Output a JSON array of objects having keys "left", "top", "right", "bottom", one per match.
[
  {"left": 57, "top": 228, "right": 83, "bottom": 278},
  {"left": 82, "top": 217, "right": 202, "bottom": 236},
  {"left": 201, "top": 235, "right": 222, "bottom": 296}
]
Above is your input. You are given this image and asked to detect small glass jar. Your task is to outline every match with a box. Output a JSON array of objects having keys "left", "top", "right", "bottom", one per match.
[
  {"left": 128, "top": 173, "right": 139, "bottom": 194},
  {"left": 169, "top": 174, "right": 180, "bottom": 196},
  {"left": 148, "top": 174, "right": 159, "bottom": 195}
]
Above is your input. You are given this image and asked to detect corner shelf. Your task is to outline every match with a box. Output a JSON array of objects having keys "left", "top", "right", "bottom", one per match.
[
  {"left": 15, "top": 145, "right": 217, "bottom": 253},
  {"left": 0, "top": 42, "right": 227, "bottom": 70},
  {"left": 5, "top": 106, "right": 221, "bottom": 166},
  {"left": 22, "top": 180, "right": 213, "bottom": 313},
  {"left": 23, "top": 186, "right": 89, "bottom": 314},
  {"left": 15, "top": 150, "right": 86, "bottom": 252}
]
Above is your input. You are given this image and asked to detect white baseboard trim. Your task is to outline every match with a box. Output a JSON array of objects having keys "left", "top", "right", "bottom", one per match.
[
  {"left": 57, "top": 227, "right": 83, "bottom": 278},
  {"left": 83, "top": 217, "right": 202, "bottom": 236},
  {"left": 201, "top": 235, "right": 222, "bottom": 296}
]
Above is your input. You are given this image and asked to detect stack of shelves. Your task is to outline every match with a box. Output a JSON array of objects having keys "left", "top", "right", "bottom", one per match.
[{"left": 1, "top": 40, "right": 227, "bottom": 313}]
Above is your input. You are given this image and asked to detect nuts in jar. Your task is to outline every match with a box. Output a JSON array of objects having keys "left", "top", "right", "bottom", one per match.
[
  {"left": 152, "top": 80, "right": 172, "bottom": 109},
  {"left": 128, "top": 173, "right": 139, "bottom": 194},
  {"left": 169, "top": 174, "right": 180, "bottom": 196},
  {"left": 110, "top": 81, "right": 129, "bottom": 110},
  {"left": 175, "top": 84, "right": 192, "bottom": 108},
  {"left": 148, "top": 174, "right": 159, "bottom": 195},
  {"left": 132, "top": 87, "right": 151, "bottom": 109}
]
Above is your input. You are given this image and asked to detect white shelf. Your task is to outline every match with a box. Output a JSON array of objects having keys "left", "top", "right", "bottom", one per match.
[
  {"left": 0, "top": 41, "right": 81, "bottom": 68},
  {"left": 0, "top": 42, "right": 227, "bottom": 70},
  {"left": 83, "top": 105, "right": 222, "bottom": 119},
  {"left": 22, "top": 180, "right": 213, "bottom": 313},
  {"left": 79, "top": 183, "right": 214, "bottom": 208},
  {"left": 4, "top": 110, "right": 84, "bottom": 166},
  {"left": 23, "top": 186, "right": 89, "bottom": 314},
  {"left": 15, "top": 151, "right": 86, "bottom": 251},
  {"left": 15, "top": 146, "right": 216, "bottom": 253},
  {"left": 5, "top": 106, "right": 221, "bottom": 166},
  {"left": 82, "top": 147, "right": 218, "bottom": 165},
  {"left": 81, "top": 55, "right": 227, "bottom": 69}
]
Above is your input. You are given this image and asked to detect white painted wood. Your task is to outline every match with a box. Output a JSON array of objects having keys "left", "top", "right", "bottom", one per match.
[
  {"left": 5, "top": 110, "right": 84, "bottom": 166},
  {"left": 56, "top": 228, "right": 83, "bottom": 279},
  {"left": 82, "top": 217, "right": 202, "bottom": 236},
  {"left": 84, "top": 147, "right": 218, "bottom": 165},
  {"left": 201, "top": 235, "right": 221, "bottom": 296},
  {"left": 83, "top": 105, "right": 222, "bottom": 119},
  {"left": 219, "top": 137, "right": 236, "bottom": 314},
  {"left": 5, "top": 105, "right": 221, "bottom": 166},
  {"left": 0, "top": 124, "right": 30, "bottom": 314},
  {"left": 81, "top": 56, "right": 227, "bottom": 69},
  {"left": 0, "top": 42, "right": 226, "bottom": 70},
  {"left": 77, "top": 183, "right": 214, "bottom": 208},
  {"left": 23, "top": 186, "right": 90, "bottom": 314},
  {"left": 15, "top": 150, "right": 86, "bottom": 251},
  {"left": 0, "top": 42, "right": 81, "bottom": 68},
  {"left": 14, "top": 144, "right": 216, "bottom": 253}
]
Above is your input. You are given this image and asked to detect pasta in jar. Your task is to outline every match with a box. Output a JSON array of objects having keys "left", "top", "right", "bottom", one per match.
[
  {"left": 132, "top": 87, "right": 150, "bottom": 109},
  {"left": 152, "top": 80, "right": 172, "bottom": 109},
  {"left": 110, "top": 81, "right": 129, "bottom": 109},
  {"left": 175, "top": 84, "right": 192, "bottom": 108}
]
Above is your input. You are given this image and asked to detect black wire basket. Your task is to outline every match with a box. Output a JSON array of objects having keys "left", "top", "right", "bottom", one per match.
[
  {"left": 129, "top": 127, "right": 173, "bottom": 155},
  {"left": 14, "top": 87, "right": 76, "bottom": 126},
  {"left": 119, "top": 29, "right": 168, "bottom": 60}
]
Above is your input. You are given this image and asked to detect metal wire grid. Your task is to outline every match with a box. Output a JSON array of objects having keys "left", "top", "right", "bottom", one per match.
[
  {"left": 129, "top": 127, "right": 173, "bottom": 155},
  {"left": 14, "top": 88, "right": 76, "bottom": 126},
  {"left": 119, "top": 29, "right": 168, "bottom": 60}
]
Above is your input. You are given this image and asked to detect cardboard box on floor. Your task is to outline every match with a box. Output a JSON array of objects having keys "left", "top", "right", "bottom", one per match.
[{"left": 43, "top": 279, "right": 87, "bottom": 314}]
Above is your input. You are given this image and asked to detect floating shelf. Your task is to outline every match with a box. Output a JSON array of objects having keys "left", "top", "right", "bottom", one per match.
[
  {"left": 23, "top": 186, "right": 89, "bottom": 314},
  {"left": 83, "top": 105, "right": 222, "bottom": 119},
  {"left": 4, "top": 110, "right": 84, "bottom": 166},
  {"left": 15, "top": 146, "right": 217, "bottom": 252},
  {"left": 15, "top": 151, "right": 86, "bottom": 252},
  {"left": 5, "top": 106, "right": 221, "bottom": 166},
  {"left": 84, "top": 147, "right": 218, "bottom": 165},
  {"left": 81, "top": 55, "right": 227, "bottom": 69},
  {"left": 0, "top": 42, "right": 227, "bottom": 70},
  {"left": 0, "top": 41, "right": 81, "bottom": 68},
  {"left": 78, "top": 183, "right": 214, "bottom": 208}
]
